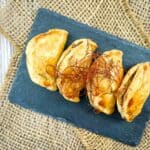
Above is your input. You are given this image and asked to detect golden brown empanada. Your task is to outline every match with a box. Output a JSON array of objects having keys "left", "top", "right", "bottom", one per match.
[
  {"left": 26, "top": 29, "right": 68, "bottom": 91},
  {"left": 86, "top": 50, "right": 124, "bottom": 114},
  {"left": 117, "top": 62, "right": 150, "bottom": 122},
  {"left": 56, "top": 39, "right": 98, "bottom": 102}
]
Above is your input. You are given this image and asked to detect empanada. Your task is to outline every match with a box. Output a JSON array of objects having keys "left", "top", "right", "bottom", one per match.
[
  {"left": 117, "top": 62, "right": 150, "bottom": 122},
  {"left": 56, "top": 39, "right": 98, "bottom": 102},
  {"left": 87, "top": 50, "right": 124, "bottom": 114},
  {"left": 26, "top": 29, "right": 68, "bottom": 91}
]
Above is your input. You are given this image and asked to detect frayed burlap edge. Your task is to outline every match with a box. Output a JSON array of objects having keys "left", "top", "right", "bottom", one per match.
[
  {"left": 0, "top": 26, "right": 21, "bottom": 51},
  {"left": 0, "top": 44, "right": 21, "bottom": 101},
  {"left": 0, "top": 0, "right": 150, "bottom": 149},
  {"left": 0, "top": 26, "right": 22, "bottom": 97}
]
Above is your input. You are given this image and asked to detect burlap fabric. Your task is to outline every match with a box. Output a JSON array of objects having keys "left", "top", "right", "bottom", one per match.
[
  {"left": 129, "top": 0, "right": 150, "bottom": 35},
  {"left": 0, "top": 0, "right": 150, "bottom": 149}
]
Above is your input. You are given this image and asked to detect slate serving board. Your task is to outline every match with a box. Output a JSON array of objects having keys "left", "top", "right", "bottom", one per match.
[{"left": 9, "top": 8, "right": 150, "bottom": 146}]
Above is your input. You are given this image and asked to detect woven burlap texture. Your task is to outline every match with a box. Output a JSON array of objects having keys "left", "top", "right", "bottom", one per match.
[
  {"left": 129, "top": 0, "right": 150, "bottom": 35},
  {"left": 0, "top": 0, "right": 150, "bottom": 150}
]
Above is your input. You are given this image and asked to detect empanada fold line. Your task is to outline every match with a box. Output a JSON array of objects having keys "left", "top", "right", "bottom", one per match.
[
  {"left": 116, "top": 64, "right": 139, "bottom": 115},
  {"left": 123, "top": 64, "right": 144, "bottom": 110},
  {"left": 117, "top": 62, "right": 150, "bottom": 122}
]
